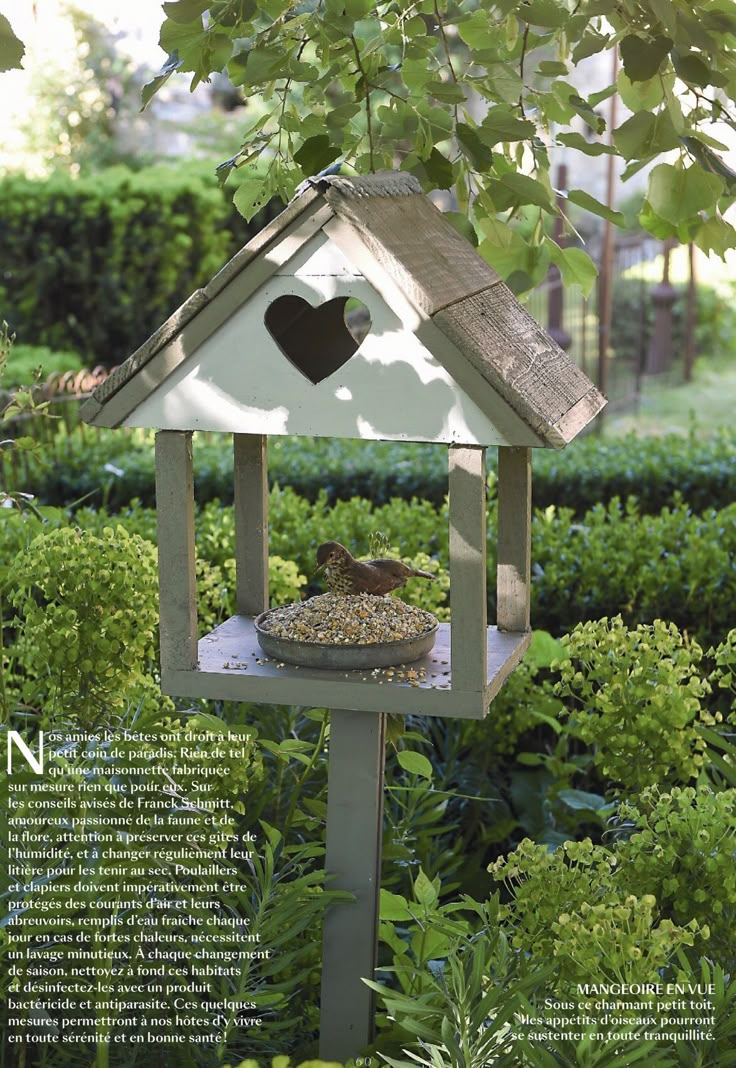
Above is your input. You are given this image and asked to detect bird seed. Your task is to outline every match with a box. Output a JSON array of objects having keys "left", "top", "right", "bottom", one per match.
[{"left": 259, "top": 593, "right": 437, "bottom": 645}]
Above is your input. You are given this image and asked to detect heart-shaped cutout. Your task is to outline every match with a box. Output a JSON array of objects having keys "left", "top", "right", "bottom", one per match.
[{"left": 264, "top": 295, "right": 370, "bottom": 385}]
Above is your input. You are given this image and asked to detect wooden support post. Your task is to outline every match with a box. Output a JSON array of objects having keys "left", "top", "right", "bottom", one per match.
[
  {"left": 448, "top": 444, "right": 487, "bottom": 692},
  {"left": 496, "top": 447, "right": 532, "bottom": 633},
  {"left": 319, "top": 709, "right": 385, "bottom": 1061},
  {"left": 154, "top": 431, "right": 197, "bottom": 671},
  {"left": 645, "top": 240, "right": 677, "bottom": 375},
  {"left": 233, "top": 434, "right": 269, "bottom": 615},
  {"left": 547, "top": 162, "right": 572, "bottom": 352}
]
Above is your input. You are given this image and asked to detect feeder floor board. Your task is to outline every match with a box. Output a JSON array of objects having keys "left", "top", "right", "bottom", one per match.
[{"left": 162, "top": 617, "right": 531, "bottom": 719}]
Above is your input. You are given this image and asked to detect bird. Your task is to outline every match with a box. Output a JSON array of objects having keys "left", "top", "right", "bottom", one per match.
[{"left": 314, "top": 541, "right": 436, "bottom": 596}]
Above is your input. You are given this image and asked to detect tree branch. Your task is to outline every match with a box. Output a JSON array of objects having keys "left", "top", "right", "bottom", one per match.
[{"left": 351, "top": 34, "right": 375, "bottom": 172}]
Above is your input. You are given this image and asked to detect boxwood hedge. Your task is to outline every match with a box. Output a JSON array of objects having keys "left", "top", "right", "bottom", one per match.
[{"left": 4, "top": 423, "right": 734, "bottom": 517}]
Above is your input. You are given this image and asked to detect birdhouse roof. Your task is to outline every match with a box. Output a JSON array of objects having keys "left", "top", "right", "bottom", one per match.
[{"left": 82, "top": 171, "right": 605, "bottom": 447}]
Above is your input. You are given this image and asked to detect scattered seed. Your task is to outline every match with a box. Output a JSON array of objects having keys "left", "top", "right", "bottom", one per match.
[{"left": 259, "top": 593, "right": 437, "bottom": 646}]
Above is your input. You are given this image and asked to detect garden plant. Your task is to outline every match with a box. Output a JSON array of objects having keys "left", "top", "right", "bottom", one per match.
[{"left": 3, "top": 0, "right": 736, "bottom": 1063}]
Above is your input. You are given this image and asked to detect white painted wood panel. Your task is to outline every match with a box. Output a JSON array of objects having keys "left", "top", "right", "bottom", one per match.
[{"left": 125, "top": 239, "right": 538, "bottom": 445}]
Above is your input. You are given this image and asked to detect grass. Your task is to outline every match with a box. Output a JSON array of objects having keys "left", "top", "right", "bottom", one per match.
[{"left": 603, "top": 350, "right": 736, "bottom": 437}]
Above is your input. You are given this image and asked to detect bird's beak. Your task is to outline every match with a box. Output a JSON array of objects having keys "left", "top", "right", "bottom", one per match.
[{"left": 312, "top": 561, "right": 327, "bottom": 578}]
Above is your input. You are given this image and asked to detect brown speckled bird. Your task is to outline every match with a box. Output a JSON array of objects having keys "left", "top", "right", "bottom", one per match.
[{"left": 315, "top": 541, "right": 436, "bottom": 596}]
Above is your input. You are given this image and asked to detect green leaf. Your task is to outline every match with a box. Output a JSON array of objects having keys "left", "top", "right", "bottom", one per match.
[
  {"left": 616, "top": 70, "right": 666, "bottom": 112},
  {"left": 427, "top": 80, "right": 466, "bottom": 105},
  {"left": 233, "top": 176, "right": 271, "bottom": 221},
  {"left": 159, "top": 16, "right": 207, "bottom": 72},
  {"left": 536, "top": 61, "right": 569, "bottom": 76},
  {"left": 566, "top": 189, "right": 624, "bottom": 225},
  {"left": 411, "top": 147, "right": 454, "bottom": 190},
  {"left": 457, "top": 11, "right": 499, "bottom": 51},
  {"left": 379, "top": 888, "right": 412, "bottom": 920},
  {"left": 572, "top": 30, "right": 610, "bottom": 63},
  {"left": 0, "top": 13, "right": 24, "bottom": 72},
  {"left": 141, "top": 52, "right": 184, "bottom": 110},
  {"left": 527, "top": 629, "right": 564, "bottom": 667},
  {"left": 456, "top": 123, "right": 494, "bottom": 170},
  {"left": 242, "top": 45, "right": 285, "bottom": 85},
  {"left": 481, "top": 106, "right": 536, "bottom": 144},
  {"left": 444, "top": 211, "right": 478, "bottom": 245},
  {"left": 557, "top": 132, "right": 615, "bottom": 157},
  {"left": 694, "top": 216, "right": 736, "bottom": 258},
  {"left": 557, "top": 788, "right": 607, "bottom": 811},
  {"left": 413, "top": 868, "right": 438, "bottom": 906},
  {"left": 647, "top": 163, "right": 724, "bottom": 225},
  {"left": 620, "top": 33, "right": 672, "bottom": 82},
  {"left": 544, "top": 240, "right": 598, "bottom": 297},
  {"left": 519, "top": 0, "right": 570, "bottom": 28},
  {"left": 294, "top": 135, "right": 337, "bottom": 175},
  {"left": 489, "top": 172, "right": 556, "bottom": 212},
  {"left": 162, "top": 0, "right": 209, "bottom": 24},
  {"left": 397, "top": 750, "right": 433, "bottom": 779},
  {"left": 674, "top": 51, "right": 727, "bottom": 89},
  {"left": 613, "top": 110, "right": 680, "bottom": 160},
  {"left": 638, "top": 200, "right": 680, "bottom": 240}
]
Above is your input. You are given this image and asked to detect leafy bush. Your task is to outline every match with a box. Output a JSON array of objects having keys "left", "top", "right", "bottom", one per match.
[
  {"left": 614, "top": 786, "right": 736, "bottom": 964},
  {"left": 1, "top": 344, "right": 84, "bottom": 389},
  {"left": 4, "top": 489, "right": 735, "bottom": 649},
  {"left": 4, "top": 424, "right": 736, "bottom": 516},
  {"left": 7, "top": 525, "right": 159, "bottom": 724},
  {"left": 554, "top": 617, "right": 711, "bottom": 792},
  {"left": 490, "top": 837, "right": 706, "bottom": 987},
  {"left": 0, "top": 167, "right": 232, "bottom": 363}
]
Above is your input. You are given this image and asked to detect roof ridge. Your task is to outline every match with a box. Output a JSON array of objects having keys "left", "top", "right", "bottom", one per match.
[{"left": 296, "top": 171, "right": 422, "bottom": 200}]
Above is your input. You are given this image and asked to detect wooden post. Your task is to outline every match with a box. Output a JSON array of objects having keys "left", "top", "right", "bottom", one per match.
[
  {"left": 684, "top": 242, "right": 697, "bottom": 383},
  {"left": 645, "top": 240, "right": 677, "bottom": 374},
  {"left": 154, "top": 431, "right": 198, "bottom": 671},
  {"left": 496, "top": 447, "right": 531, "bottom": 633},
  {"left": 320, "top": 709, "right": 385, "bottom": 1061},
  {"left": 448, "top": 444, "right": 487, "bottom": 692},
  {"left": 547, "top": 162, "right": 572, "bottom": 352},
  {"left": 233, "top": 434, "right": 269, "bottom": 614},
  {"left": 598, "top": 47, "right": 619, "bottom": 406}
]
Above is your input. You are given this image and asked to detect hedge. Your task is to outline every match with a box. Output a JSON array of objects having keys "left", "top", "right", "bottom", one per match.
[
  {"left": 4, "top": 490, "right": 735, "bottom": 649},
  {"left": 0, "top": 166, "right": 279, "bottom": 364},
  {"left": 4, "top": 422, "right": 735, "bottom": 517}
]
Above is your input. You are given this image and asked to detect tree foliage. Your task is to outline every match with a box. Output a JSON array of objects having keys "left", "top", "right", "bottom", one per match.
[
  {"left": 139, "top": 0, "right": 736, "bottom": 293},
  {"left": 5, "top": 2, "right": 736, "bottom": 290}
]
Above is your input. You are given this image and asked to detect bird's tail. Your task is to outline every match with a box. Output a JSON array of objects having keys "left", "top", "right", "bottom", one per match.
[{"left": 410, "top": 568, "right": 436, "bottom": 581}]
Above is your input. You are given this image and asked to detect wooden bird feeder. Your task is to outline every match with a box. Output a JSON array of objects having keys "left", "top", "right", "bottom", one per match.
[{"left": 82, "top": 172, "right": 605, "bottom": 1059}]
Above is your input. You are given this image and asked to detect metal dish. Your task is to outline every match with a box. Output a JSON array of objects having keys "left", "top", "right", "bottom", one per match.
[{"left": 254, "top": 610, "right": 438, "bottom": 670}]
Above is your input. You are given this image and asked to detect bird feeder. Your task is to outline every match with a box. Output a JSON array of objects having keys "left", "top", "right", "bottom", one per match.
[{"left": 82, "top": 172, "right": 605, "bottom": 1059}]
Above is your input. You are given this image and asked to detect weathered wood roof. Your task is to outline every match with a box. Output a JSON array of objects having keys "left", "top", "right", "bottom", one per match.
[{"left": 82, "top": 171, "right": 605, "bottom": 447}]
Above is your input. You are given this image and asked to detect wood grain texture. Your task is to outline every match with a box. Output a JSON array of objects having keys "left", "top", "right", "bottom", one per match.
[
  {"left": 89, "top": 290, "right": 209, "bottom": 412},
  {"left": 327, "top": 192, "right": 501, "bottom": 316},
  {"left": 433, "top": 283, "right": 606, "bottom": 447},
  {"left": 155, "top": 431, "right": 198, "bottom": 671},
  {"left": 449, "top": 445, "right": 488, "bottom": 692},
  {"left": 320, "top": 709, "right": 385, "bottom": 1059},
  {"left": 496, "top": 446, "right": 531, "bottom": 632},
  {"left": 165, "top": 617, "right": 530, "bottom": 718},
  {"left": 205, "top": 186, "right": 322, "bottom": 298},
  {"left": 233, "top": 434, "right": 269, "bottom": 615}
]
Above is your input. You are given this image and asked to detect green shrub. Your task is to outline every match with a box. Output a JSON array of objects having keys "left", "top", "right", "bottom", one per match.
[
  {"left": 4, "top": 424, "right": 735, "bottom": 516},
  {"left": 1, "top": 344, "right": 84, "bottom": 388},
  {"left": 615, "top": 786, "right": 736, "bottom": 963},
  {"left": 0, "top": 167, "right": 232, "bottom": 363},
  {"left": 554, "top": 617, "right": 711, "bottom": 793},
  {"left": 5, "top": 489, "right": 734, "bottom": 649},
  {"left": 490, "top": 837, "right": 706, "bottom": 988},
  {"left": 7, "top": 525, "right": 159, "bottom": 724}
]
